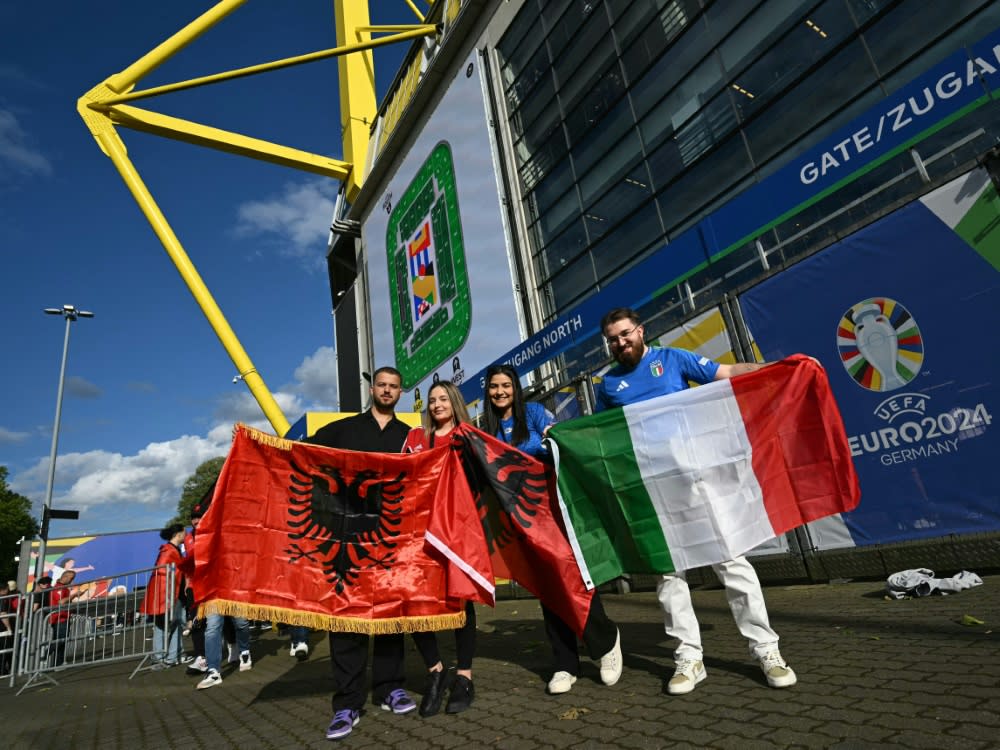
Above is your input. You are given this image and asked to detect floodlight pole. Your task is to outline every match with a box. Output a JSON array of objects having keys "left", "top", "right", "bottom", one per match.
[{"left": 36, "top": 305, "right": 93, "bottom": 580}]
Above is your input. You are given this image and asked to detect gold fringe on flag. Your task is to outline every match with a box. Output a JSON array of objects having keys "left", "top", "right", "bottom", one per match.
[
  {"left": 198, "top": 599, "right": 467, "bottom": 635},
  {"left": 232, "top": 423, "right": 294, "bottom": 451}
]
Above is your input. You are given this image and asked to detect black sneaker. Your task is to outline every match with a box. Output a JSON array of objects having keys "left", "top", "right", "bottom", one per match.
[
  {"left": 445, "top": 675, "right": 474, "bottom": 714},
  {"left": 325, "top": 709, "right": 360, "bottom": 740},
  {"left": 380, "top": 688, "right": 416, "bottom": 714},
  {"left": 419, "top": 669, "right": 448, "bottom": 717}
]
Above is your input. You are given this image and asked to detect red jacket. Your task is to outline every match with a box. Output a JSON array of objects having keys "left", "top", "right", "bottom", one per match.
[
  {"left": 48, "top": 585, "right": 73, "bottom": 625},
  {"left": 140, "top": 543, "right": 190, "bottom": 615}
]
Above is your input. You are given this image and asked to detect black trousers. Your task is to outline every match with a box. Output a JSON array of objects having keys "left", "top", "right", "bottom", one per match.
[
  {"left": 329, "top": 632, "right": 405, "bottom": 711},
  {"left": 412, "top": 600, "right": 477, "bottom": 671},
  {"left": 542, "top": 590, "right": 618, "bottom": 675}
]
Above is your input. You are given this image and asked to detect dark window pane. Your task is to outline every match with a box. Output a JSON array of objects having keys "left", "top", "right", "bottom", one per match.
[
  {"left": 564, "top": 62, "right": 628, "bottom": 142},
  {"left": 614, "top": 0, "right": 704, "bottom": 79},
  {"left": 547, "top": 252, "right": 597, "bottom": 309},
  {"left": 579, "top": 133, "right": 649, "bottom": 207},
  {"left": 591, "top": 201, "right": 665, "bottom": 281},
  {"left": 527, "top": 158, "right": 576, "bottom": 224},
  {"left": 533, "top": 218, "right": 590, "bottom": 281},
  {"left": 863, "top": 0, "right": 992, "bottom": 80},
  {"left": 636, "top": 55, "right": 727, "bottom": 156},
  {"left": 571, "top": 96, "right": 636, "bottom": 181},
  {"left": 742, "top": 39, "right": 877, "bottom": 168},
  {"left": 717, "top": 0, "right": 814, "bottom": 73},
  {"left": 627, "top": 17, "right": 716, "bottom": 121},
  {"left": 505, "top": 43, "right": 553, "bottom": 115},
  {"left": 656, "top": 132, "right": 753, "bottom": 232},
  {"left": 497, "top": 0, "right": 541, "bottom": 69},
  {"left": 730, "top": 1, "right": 860, "bottom": 122}
]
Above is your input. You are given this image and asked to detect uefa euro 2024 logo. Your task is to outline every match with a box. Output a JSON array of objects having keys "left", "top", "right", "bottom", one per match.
[{"left": 837, "top": 298, "right": 923, "bottom": 392}]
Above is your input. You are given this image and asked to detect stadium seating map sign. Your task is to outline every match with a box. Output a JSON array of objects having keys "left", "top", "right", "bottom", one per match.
[{"left": 386, "top": 142, "right": 471, "bottom": 388}]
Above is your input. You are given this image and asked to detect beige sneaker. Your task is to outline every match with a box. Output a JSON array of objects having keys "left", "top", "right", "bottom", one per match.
[
  {"left": 547, "top": 670, "right": 577, "bottom": 694},
  {"left": 598, "top": 630, "right": 623, "bottom": 686},
  {"left": 759, "top": 650, "right": 797, "bottom": 688},
  {"left": 667, "top": 659, "right": 706, "bottom": 695}
]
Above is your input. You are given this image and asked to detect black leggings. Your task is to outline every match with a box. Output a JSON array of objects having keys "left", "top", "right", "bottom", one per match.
[{"left": 412, "top": 600, "right": 476, "bottom": 671}]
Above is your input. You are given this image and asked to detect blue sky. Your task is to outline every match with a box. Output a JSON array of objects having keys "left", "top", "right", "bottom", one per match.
[{"left": 1, "top": 1, "right": 418, "bottom": 537}]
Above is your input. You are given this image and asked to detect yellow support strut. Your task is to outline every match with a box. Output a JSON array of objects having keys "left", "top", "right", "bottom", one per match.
[{"left": 77, "top": 0, "right": 438, "bottom": 435}]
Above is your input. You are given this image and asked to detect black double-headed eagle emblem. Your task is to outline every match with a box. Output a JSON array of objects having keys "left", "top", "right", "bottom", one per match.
[
  {"left": 285, "top": 462, "right": 405, "bottom": 594},
  {"left": 456, "top": 429, "right": 547, "bottom": 555}
]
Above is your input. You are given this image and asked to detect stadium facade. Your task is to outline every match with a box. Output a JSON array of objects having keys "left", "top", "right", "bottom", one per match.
[{"left": 327, "top": 0, "right": 1000, "bottom": 578}]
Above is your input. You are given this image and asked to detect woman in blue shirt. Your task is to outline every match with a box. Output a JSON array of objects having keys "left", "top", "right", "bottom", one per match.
[{"left": 482, "top": 364, "right": 623, "bottom": 694}]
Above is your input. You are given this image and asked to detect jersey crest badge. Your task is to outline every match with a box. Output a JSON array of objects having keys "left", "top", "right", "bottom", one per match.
[{"left": 650, "top": 360, "right": 664, "bottom": 377}]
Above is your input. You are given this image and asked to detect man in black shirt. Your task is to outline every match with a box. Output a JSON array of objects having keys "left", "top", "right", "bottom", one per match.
[{"left": 306, "top": 366, "right": 416, "bottom": 741}]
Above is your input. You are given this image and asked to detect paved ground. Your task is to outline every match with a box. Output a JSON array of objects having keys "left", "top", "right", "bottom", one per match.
[{"left": 4, "top": 574, "right": 999, "bottom": 749}]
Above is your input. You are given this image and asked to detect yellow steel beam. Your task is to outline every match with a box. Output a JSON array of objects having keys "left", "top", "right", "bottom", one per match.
[
  {"left": 86, "top": 121, "right": 291, "bottom": 437},
  {"left": 105, "top": 0, "right": 248, "bottom": 94},
  {"left": 106, "top": 104, "right": 352, "bottom": 180},
  {"left": 94, "top": 25, "right": 437, "bottom": 108},
  {"left": 404, "top": 0, "right": 426, "bottom": 21},
  {"left": 78, "top": 1, "right": 438, "bottom": 435},
  {"left": 336, "top": 0, "right": 376, "bottom": 202}
]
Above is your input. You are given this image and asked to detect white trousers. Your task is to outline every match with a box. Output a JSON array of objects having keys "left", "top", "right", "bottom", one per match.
[{"left": 656, "top": 556, "right": 779, "bottom": 662}]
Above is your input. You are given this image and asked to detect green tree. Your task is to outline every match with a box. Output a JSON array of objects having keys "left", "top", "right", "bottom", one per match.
[
  {"left": 0, "top": 466, "right": 39, "bottom": 583},
  {"left": 172, "top": 457, "right": 226, "bottom": 525}
]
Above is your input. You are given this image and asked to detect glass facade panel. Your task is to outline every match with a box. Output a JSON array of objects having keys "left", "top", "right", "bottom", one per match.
[
  {"left": 492, "top": 0, "right": 1000, "bottom": 387},
  {"left": 742, "top": 39, "right": 878, "bottom": 167},
  {"left": 863, "top": 0, "right": 991, "bottom": 79},
  {"left": 548, "top": 253, "right": 597, "bottom": 310}
]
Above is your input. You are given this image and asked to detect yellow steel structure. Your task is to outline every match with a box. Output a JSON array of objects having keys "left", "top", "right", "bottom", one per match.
[{"left": 77, "top": 0, "right": 438, "bottom": 436}]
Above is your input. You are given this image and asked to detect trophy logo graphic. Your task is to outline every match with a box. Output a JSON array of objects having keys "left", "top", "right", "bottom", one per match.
[
  {"left": 385, "top": 142, "right": 472, "bottom": 389},
  {"left": 837, "top": 298, "right": 923, "bottom": 392}
]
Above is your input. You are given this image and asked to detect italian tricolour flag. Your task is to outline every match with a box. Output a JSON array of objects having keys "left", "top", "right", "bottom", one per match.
[{"left": 547, "top": 355, "right": 860, "bottom": 588}]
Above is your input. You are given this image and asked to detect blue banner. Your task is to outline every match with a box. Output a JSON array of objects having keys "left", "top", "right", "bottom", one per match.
[{"left": 739, "top": 172, "right": 999, "bottom": 545}]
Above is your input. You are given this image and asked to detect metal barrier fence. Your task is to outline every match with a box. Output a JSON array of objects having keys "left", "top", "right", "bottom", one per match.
[{"left": 7, "top": 564, "right": 178, "bottom": 694}]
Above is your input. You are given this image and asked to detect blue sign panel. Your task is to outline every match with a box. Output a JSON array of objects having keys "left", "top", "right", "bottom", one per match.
[{"left": 739, "top": 175, "right": 999, "bottom": 545}]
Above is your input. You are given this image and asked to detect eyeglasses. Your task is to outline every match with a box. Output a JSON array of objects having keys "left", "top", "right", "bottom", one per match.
[{"left": 604, "top": 325, "right": 640, "bottom": 344}]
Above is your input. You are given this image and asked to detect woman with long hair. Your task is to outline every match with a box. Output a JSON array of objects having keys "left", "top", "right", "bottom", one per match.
[
  {"left": 140, "top": 523, "right": 190, "bottom": 666},
  {"left": 402, "top": 380, "right": 477, "bottom": 716},
  {"left": 482, "top": 363, "right": 623, "bottom": 695}
]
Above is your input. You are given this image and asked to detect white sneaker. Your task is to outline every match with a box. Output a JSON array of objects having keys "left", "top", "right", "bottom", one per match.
[
  {"left": 667, "top": 659, "right": 706, "bottom": 695},
  {"left": 239, "top": 650, "right": 252, "bottom": 672},
  {"left": 290, "top": 642, "right": 309, "bottom": 660},
  {"left": 758, "top": 650, "right": 797, "bottom": 688},
  {"left": 186, "top": 655, "right": 208, "bottom": 674},
  {"left": 598, "top": 630, "right": 623, "bottom": 686},
  {"left": 197, "top": 669, "right": 222, "bottom": 690},
  {"left": 547, "top": 671, "right": 577, "bottom": 695}
]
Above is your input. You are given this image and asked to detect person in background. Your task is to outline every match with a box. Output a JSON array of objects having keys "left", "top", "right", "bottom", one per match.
[
  {"left": 184, "top": 505, "right": 208, "bottom": 676},
  {"left": 482, "top": 363, "right": 623, "bottom": 695},
  {"left": 49, "top": 569, "right": 79, "bottom": 667},
  {"left": 140, "top": 524, "right": 189, "bottom": 667},
  {"left": 402, "top": 380, "right": 477, "bottom": 717}
]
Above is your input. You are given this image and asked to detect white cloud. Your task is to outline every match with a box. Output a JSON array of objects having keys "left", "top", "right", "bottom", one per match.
[
  {"left": 65, "top": 375, "right": 102, "bottom": 399},
  {"left": 0, "top": 109, "right": 51, "bottom": 177},
  {"left": 6, "top": 345, "right": 342, "bottom": 534},
  {"left": 10, "top": 434, "right": 231, "bottom": 529},
  {"left": 235, "top": 179, "right": 335, "bottom": 265},
  {"left": 291, "top": 345, "right": 338, "bottom": 407},
  {"left": 0, "top": 426, "right": 30, "bottom": 444}
]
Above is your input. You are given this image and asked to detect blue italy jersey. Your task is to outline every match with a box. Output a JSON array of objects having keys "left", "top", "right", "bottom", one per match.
[
  {"left": 498, "top": 401, "right": 555, "bottom": 457},
  {"left": 595, "top": 346, "right": 719, "bottom": 410}
]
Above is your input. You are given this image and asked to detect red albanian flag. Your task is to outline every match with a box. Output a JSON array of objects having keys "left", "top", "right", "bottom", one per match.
[
  {"left": 452, "top": 424, "right": 595, "bottom": 638},
  {"left": 192, "top": 425, "right": 493, "bottom": 634}
]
